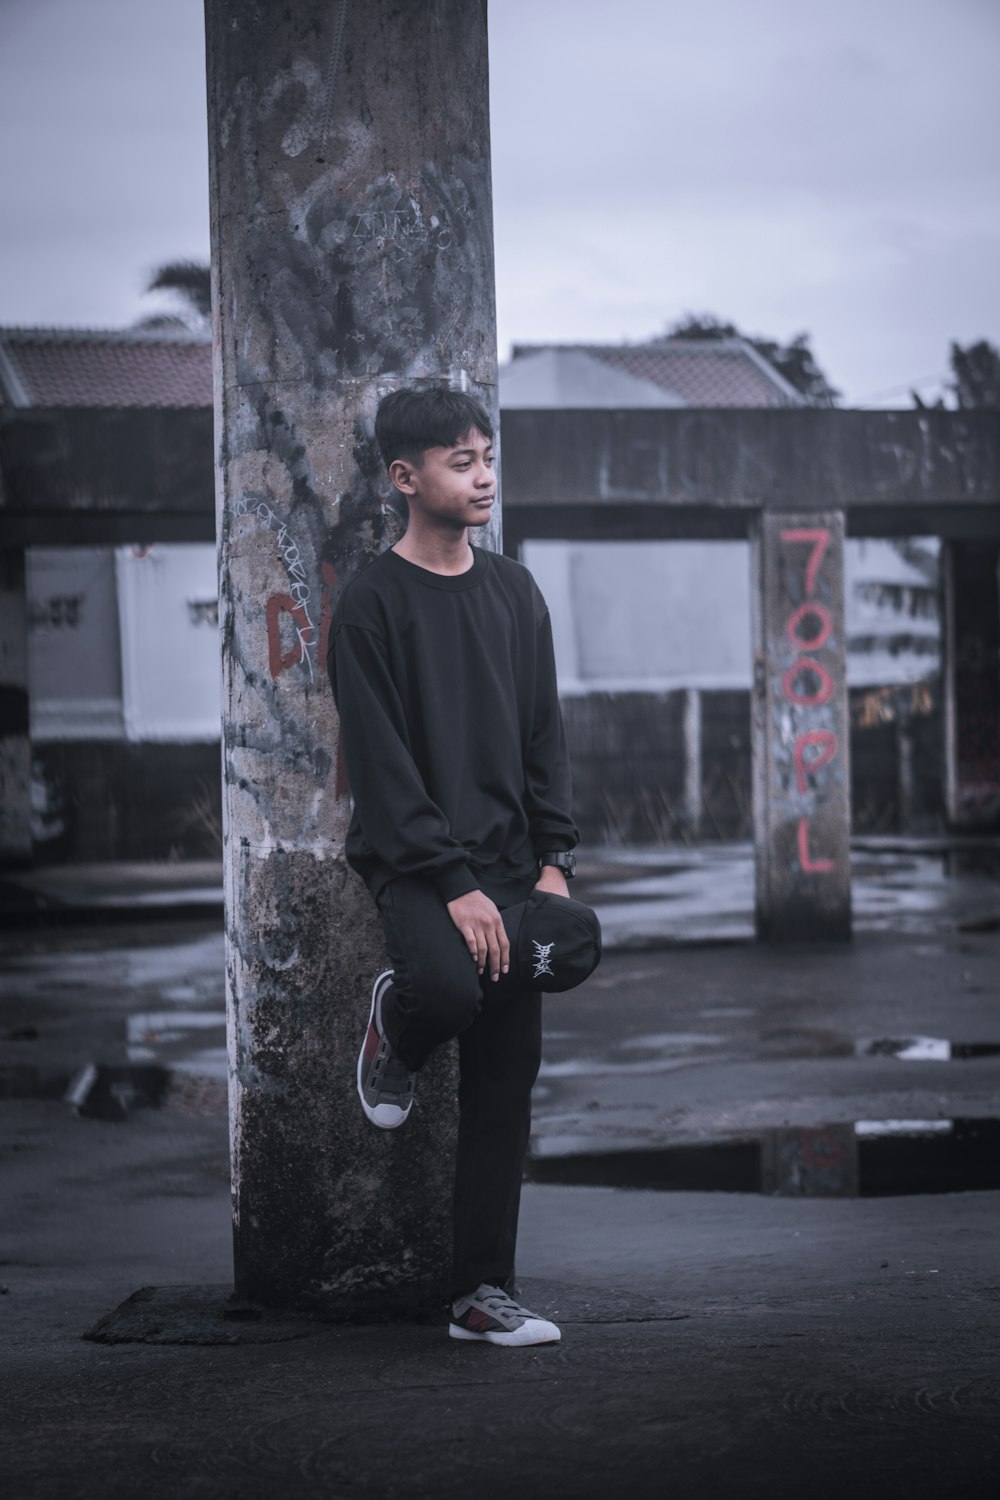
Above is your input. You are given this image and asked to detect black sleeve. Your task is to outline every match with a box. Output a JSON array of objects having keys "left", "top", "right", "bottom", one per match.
[
  {"left": 524, "top": 609, "right": 579, "bottom": 857},
  {"left": 330, "top": 621, "right": 479, "bottom": 902}
]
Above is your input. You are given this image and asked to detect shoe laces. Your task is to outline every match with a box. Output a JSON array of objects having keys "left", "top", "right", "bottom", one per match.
[
  {"left": 370, "top": 1037, "right": 416, "bottom": 1103},
  {"left": 461, "top": 1285, "right": 538, "bottom": 1320}
]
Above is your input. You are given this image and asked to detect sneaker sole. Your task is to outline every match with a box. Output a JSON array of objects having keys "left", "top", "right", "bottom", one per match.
[
  {"left": 449, "top": 1319, "right": 561, "bottom": 1347},
  {"left": 356, "top": 971, "right": 412, "bottom": 1131}
]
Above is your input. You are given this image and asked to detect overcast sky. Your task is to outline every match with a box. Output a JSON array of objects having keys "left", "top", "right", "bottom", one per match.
[{"left": 1, "top": 0, "right": 997, "bottom": 405}]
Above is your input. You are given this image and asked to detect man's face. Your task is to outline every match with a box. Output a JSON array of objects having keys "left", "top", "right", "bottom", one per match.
[{"left": 390, "top": 427, "right": 495, "bottom": 531}]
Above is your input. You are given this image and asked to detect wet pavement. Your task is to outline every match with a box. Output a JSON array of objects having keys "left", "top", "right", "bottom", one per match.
[
  {"left": 530, "top": 926, "right": 1000, "bottom": 1167},
  {"left": 7, "top": 838, "right": 1000, "bottom": 941},
  {"left": 1, "top": 846, "right": 999, "bottom": 1497},
  {"left": 572, "top": 838, "right": 1000, "bottom": 947}
]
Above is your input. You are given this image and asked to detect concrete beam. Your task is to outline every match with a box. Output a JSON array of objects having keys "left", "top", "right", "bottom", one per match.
[
  {"left": 4, "top": 407, "right": 998, "bottom": 545},
  {"left": 501, "top": 498, "right": 1000, "bottom": 547},
  {"left": 0, "top": 409, "right": 214, "bottom": 517},
  {"left": 207, "top": 0, "right": 497, "bottom": 1312},
  {"left": 752, "top": 513, "right": 851, "bottom": 942},
  {"left": 500, "top": 409, "right": 1000, "bottom": 538}
]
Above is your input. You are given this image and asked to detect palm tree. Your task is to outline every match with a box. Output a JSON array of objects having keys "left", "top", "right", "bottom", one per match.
[
  {"left": 135, "top": 260, "right": 212, "bottom": 334},
  {"left": 950, "top": 340, "right": 1000, "bottom": 410}
]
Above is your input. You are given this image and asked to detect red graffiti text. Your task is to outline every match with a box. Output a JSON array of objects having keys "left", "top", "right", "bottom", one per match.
[{"left": 780, "top": 528, "right": 839, "bottom": 874}]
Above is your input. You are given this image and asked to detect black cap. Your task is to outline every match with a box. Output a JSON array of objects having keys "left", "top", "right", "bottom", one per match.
[{"left": 500, "top": 890, "right": 602, "bottom": 993}]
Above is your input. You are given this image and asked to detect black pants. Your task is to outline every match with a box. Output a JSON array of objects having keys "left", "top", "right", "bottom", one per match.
[{"left": 376, "top": 874, "right": 541, "bottom": 1301}]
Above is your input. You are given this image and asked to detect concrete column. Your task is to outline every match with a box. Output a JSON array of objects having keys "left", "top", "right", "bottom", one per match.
[
  {"left": 681, "top": 687, "right": 702, "bottom": 838},
  {"left": 751, "top": 513, "right": 851, "bottom": 942},
  {"left": 896, "top": 717, "right": 915, "bottom": 832},
  {"left": 206, "top": 0, "right": 498, "bottom": 1312},
  {"left": 0, "top": 548, "right": 31, "bottom": 867},
  {"left": 942, "top": 540, "right": 1000, "bottom": 829}
]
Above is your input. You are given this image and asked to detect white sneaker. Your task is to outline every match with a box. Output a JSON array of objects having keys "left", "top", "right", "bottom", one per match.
[
  {"left": 356, "top": 970, "right": 416, "bottom": 1130},
  {"left": 449, "top": 1284, "right": 561, "bottom": 1346}
]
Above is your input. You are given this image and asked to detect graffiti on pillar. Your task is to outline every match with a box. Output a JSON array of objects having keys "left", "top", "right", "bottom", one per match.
[
  {"left": 265, "top": 593, "right": 313, "bottom": 678},
  {"left": 264, "top": 560, "right": 339, "bottom": 686},
  {"left": 780, "top": 528, "right": 839, "bottom": 873},
  {"left": 262, "top": 556, "right": 350, "bottom": 800},
  {"left": 234, "top": 495, "right": 322, "bottom": 680}
]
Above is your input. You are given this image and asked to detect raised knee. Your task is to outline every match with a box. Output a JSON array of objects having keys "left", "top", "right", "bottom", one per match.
[{"left": 432, "top": 971, "right": 482, "bottom": 1036}]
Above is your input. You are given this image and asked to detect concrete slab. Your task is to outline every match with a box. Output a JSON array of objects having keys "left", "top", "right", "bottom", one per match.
[{"left": 2, "top": 890, "right": 999, "bottom": 1496}]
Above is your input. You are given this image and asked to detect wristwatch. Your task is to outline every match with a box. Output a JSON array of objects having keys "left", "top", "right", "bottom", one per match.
[{"left": 539, "top": 851, "right": 577, "bottom": 879}]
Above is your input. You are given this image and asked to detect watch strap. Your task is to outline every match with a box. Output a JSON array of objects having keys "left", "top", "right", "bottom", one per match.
[{"left": 539, "top": 851, "right": 576, "bottom": 878}]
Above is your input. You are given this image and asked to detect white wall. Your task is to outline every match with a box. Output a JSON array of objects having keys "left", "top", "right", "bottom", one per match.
[
  {"left": 28, "top": 536, "right": 938, "bottom": 747},
  {"left": 27, "top": 546, "right": 124, "bottom": 740},
  {"left": 523, "top": 540, "right": 753, "bottom": 693},
  {"left": 115, "top": 543, "right": 219, "bottom": 741},
  {"left": 523, "top": 538, "right": 940, "bottom": 695}
]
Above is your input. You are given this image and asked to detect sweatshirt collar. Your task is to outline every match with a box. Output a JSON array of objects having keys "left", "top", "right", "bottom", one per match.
[{"left": 385, "top": 545, "right": 489, "bottom": 591}]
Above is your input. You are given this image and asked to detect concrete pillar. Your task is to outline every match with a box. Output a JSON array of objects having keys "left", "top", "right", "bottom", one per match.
[
  {"left": 0, "top": 548, "right": 31, "bottom": 867},
  {"left": 942, "top": 540, "right": 1000, "bottom": 829},
  {"left": 681, "top": 687, "right": 702, "bottom": 838},
  {"left": 751, "top": 513, "right": 851, "bottom": 942},
  {"left": 205, "top": 0, "right": 498, "bottom": 1312},
  {"left": 896, "top": 717, "right": 915, "bottom": 832}
]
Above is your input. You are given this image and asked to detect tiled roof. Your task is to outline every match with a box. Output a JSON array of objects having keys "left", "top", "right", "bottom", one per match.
[
  {"left": 500, "top": 348, "right": 687, "bottom": 409},
  {"left": 0, "top": 326, "right": 802, "bottom": 411},
  {"left": 510, "top": 338, "right": 804, "bottom": 408},
  {"left": 0, "top": 326, "right": 213, "bottom": 409}
]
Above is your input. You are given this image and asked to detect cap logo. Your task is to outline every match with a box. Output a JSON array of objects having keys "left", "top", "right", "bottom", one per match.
[{"left": 532, "top": 939, "right": 555, "bottom": 979}]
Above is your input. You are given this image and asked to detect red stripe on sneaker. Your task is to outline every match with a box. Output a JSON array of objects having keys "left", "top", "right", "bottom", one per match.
[{"left": 467, "top": 1308, "right": 496, "bottom": 1333}]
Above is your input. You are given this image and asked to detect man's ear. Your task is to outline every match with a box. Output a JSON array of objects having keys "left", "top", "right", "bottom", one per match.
[{"left": 388, "top": 458, "right": 418, "bottom": 496}]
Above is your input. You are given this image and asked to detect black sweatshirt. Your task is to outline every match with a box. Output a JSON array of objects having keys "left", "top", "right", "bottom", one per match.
[{"left": 328, "top": 545, "right": 578, "bottom": 906}]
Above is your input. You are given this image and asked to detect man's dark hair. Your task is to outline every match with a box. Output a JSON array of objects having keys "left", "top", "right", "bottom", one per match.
[{"left": 375, "top": 387, "right": 493, "bottom": 469}]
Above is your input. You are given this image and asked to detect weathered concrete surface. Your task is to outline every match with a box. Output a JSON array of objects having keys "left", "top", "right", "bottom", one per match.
[
  {"left": 500, "top": 407, "right": 1000, "bottom": 544},
  {"left": 530, "top": 916, "right": 1000, "bottom": 1159},
  {"left": 0, "top": 408, "right": 215, "bottom": 545},
  {"left": 206, "top": 0, "right": 498, "bottom": 1311},
  {"left": 4, "top": 1170, "right": 996, "bottom": 1499},
  {"left": 4, "top": 403, "right": 999, "bottom": 548},
  {"left": 0, "top": 548, "right": 30, "bottom": 865},
  {"left": 1, "top": 911, "right": 998, "bottom": 1498},
  {"left": 752, "top": 513, "right": 851, "bottom": 942}
]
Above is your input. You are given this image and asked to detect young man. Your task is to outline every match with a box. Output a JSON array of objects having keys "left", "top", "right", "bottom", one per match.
[{"left": 328, "top": 386, "right": 578, "bottom": 1347}]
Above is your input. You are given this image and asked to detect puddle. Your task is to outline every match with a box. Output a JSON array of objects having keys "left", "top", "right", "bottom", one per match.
[
  {"left": 127, "top": 1010, "right": 226, "bottom": 1043},
  {"left": 538, "top": 1057, "right": 699, "bottom": 1079},
  {"left": 527, "top": 1118, "right": 1000, "bottom": 1197},
  {"left": 857, "top": 1036, "right": 1000, "bottom": 1061},
  {"left": 538, "top": 1030, "right": 1000, "bottom": 1077},
  {"left": 579, "top": 843, "right": 1000, "bottom": 943},
  {"left": 619, "top": 1032, "right": 723, "bottom": 1051}
]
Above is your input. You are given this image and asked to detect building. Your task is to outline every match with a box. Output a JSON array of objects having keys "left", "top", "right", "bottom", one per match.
[
  {"left": 500, "top": 339, "right": 943, "bottom": 840},
  {"left": 0, "top": 327, "right": 220, "bottom": 860},
  {"left": 0, "top": 327, "right": 974, "bottom": 862}
]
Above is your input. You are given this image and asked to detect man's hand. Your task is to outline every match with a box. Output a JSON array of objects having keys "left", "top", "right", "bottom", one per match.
[
  {"left": 534, "top": 865, "right": 570, "bottom": 899},
  {"left": 446, "top": 890, "right": 511, "bottom": 982}
]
